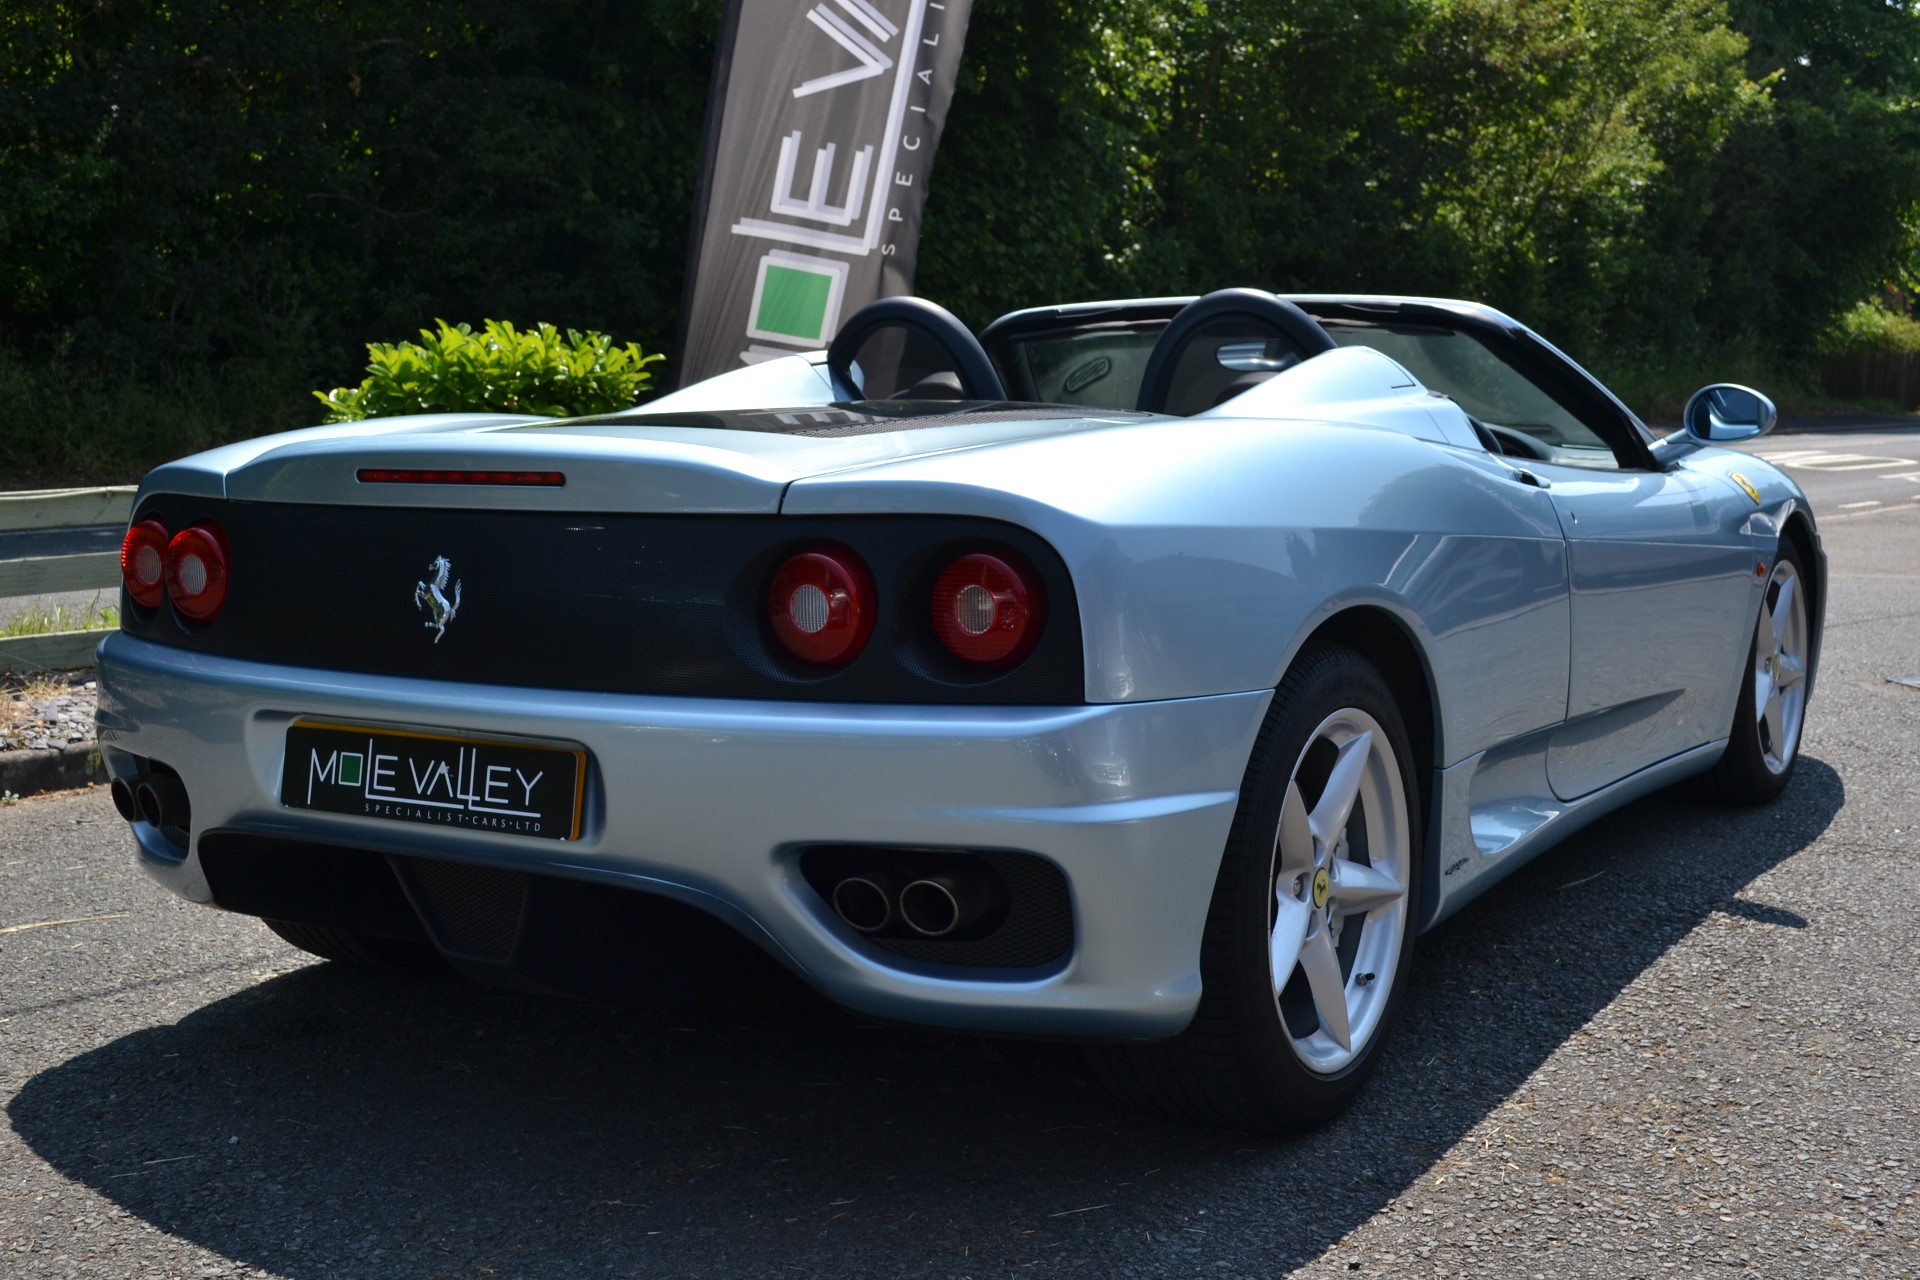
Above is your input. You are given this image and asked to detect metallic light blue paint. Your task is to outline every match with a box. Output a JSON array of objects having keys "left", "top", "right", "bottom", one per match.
[
  {"left": 98, "top": 635, "right": 1271, "bottom": 1037},
  {"left": 98, "top": 297, "right": 1825, "bottom": 1037}
]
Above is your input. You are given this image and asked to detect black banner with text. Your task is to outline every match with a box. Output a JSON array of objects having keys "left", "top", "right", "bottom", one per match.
[{"left": 676, "top": 0, "right": 974, "bottom": 387}]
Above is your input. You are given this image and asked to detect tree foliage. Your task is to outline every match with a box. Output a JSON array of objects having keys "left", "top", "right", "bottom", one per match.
[
  {"left": 0, "top": 1, "right": 720, "bottom": 377},
  {"left": 3, "top": 0, "right": 1919, "bottom": 467},
  {"left": 922, "top": 0, "right": 1920, "bottom": 368}
]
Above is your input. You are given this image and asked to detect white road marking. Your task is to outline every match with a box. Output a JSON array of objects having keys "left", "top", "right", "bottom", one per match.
[
  {"left": 1883, "top": 471, "right": 1920, "bottom": 482},
  {"left": 1840, "top": 500, "right": 1882, "bottom": 509},
  {"left": 1750, "top": 451, "right": 1917, "bottom": 471},
  {"left": 1826, "top": 499, "right": 1920, "bottom": 518}
]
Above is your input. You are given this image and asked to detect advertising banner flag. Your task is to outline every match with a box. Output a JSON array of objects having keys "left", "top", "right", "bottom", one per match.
[{"left": 676, "top": 0, "right": 976, "bottom": 387}]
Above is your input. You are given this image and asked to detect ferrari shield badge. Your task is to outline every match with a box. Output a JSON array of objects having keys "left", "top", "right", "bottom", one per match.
[
  {"left": 1730, "top": 471, "right": 1762, "bottom": 503},
  {"left": 414, "top": 555, "right": 462, "bottom": 643}
]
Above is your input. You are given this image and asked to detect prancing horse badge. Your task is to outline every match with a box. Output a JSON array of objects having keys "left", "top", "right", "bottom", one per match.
[{"left": 414, "top": 555, "right": 462, "bottom": 643}]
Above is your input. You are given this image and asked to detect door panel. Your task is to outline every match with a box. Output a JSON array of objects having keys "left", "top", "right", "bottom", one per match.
[{"left": 1538, "top": 466, "right": 1757, "bottom": 799}]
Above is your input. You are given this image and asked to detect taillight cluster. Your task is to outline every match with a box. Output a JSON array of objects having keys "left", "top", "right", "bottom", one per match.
[
  {"left": 767, "top": 550, "right": 875, "bottom": 665},
  {"left": 121, "top": 518, "right": 230, "bottom": 622},
  {"left": 931, "top": 553, "right": 1043, "bottom": 664},
  {"left": 765, "top": 545, "right": 1045, "bottom": 670}
]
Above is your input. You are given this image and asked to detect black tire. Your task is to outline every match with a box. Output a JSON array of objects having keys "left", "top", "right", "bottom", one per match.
[
  {"left": 263, "top": 919, "right": 446, "bottom": 972},
  {"left": 1706, "top": 539, "right": 1811, "bottom": 806},
  {"left": 1090, "top": 642, "right": 1422, "bottom": 1132}
]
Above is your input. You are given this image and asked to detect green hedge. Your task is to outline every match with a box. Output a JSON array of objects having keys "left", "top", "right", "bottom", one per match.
[
  {"left": 3, "top": 0, "right": 1918, "bottom": 482},
  {"left": 1, "top": 2, "right": 717, "bottom": 406}
]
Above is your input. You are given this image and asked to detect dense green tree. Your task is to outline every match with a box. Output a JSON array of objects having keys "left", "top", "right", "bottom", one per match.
[
  {"left": 4, "top": 0, "right": 1920, "bottom": 481},
  {"left": 0, "top": 1, "right": 721, "bottom": 376},
  {"left": 915, "top": 0, "right": 1144, "bottom": 325},
  {"left": 925, "top": 0, "right": 1782, "bottom": 359},
  {"left": 1697, "top": 0, "right": 1920, "bottom": 353},
  {"left": 1401, "top": 0, "right": 1760, "bottom": 354}
]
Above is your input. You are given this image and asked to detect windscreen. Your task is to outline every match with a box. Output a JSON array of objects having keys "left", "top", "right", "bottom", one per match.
[{"left": 1324, "top": 323, "right": 1619, "bottom": 466}]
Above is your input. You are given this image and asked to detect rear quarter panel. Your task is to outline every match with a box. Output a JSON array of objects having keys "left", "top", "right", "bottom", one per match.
[{"left": 785, "top": 416, "right": 1573, "bottom": 768}]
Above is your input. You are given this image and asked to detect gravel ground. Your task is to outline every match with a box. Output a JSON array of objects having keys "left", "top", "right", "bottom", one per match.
[
  {"left": 0, "top": 675, "right": 97, "bottom": 754},
  {"left": 1, "top": 506, "right": 1916, "bottom": 1277}
]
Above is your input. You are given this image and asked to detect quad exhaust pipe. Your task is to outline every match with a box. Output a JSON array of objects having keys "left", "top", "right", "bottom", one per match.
[
  {"left": 829, "top": 876, "right": 896, "bottom": 933},
  {"left": 112, "top": 768, "right": 191, "bottom": 832},
  {"left": 829, "top": 867, "right": 1004, "bottom": 938},
  {"left": 898, "top": 876, "right": 979, "bottom": 937},
  {"left": 109, "top": 776, "right": 140, "bottom": 823}
]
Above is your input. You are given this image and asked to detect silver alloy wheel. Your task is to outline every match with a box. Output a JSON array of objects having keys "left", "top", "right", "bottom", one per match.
[
  {"left": 1753, "top": 558, "right": 1809, "bottom": 775},
  {"left": 1267, "top": 708, "right": 1411, "bottom": 1074}
]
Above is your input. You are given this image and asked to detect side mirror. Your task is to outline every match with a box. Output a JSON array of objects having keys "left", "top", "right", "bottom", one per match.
[{"left": 1682, "top": 384, "right": 1776, "bottom": 444}]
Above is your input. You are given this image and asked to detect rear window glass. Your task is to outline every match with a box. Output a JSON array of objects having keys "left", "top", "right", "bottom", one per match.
[{"left": 1002, "top": 325, "right": 1163, "bottom": 410}]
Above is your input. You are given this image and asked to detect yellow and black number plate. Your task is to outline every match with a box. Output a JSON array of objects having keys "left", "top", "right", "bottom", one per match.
[{"left": 281, "top": 720, "right": 585, "bottom": 841}]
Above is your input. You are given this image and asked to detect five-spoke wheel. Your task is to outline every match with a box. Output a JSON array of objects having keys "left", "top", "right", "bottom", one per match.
[
  {"left": 1267, "top": 708, "right": 1412, "bottom": 1076},
  {"left": 1709, "top": 539, "right": 1812, "bottom": 803},
  {"left": 1091, "top": 642, "right": 1420, "bottom": 1131},
  {"left": 1751, "top": 556, "right": 1808, "bottom": 774}
]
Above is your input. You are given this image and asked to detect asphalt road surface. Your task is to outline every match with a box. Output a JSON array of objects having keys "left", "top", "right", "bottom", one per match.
[{"left": 2, "top": 429, "right": 1917, "bottom": 1278}]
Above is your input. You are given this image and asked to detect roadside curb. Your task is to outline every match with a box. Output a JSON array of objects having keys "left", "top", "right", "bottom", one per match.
[{"left": 0, "top": 742, "right": 106, "bottom": 800}]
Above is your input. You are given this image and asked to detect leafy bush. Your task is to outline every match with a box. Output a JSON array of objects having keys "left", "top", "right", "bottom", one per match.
[
  {"left": 1818, "top": 300, "right": 1920, "bottom": 355},
  {"left": 315, "top": 320, "right": 664, "bottom": 422}
]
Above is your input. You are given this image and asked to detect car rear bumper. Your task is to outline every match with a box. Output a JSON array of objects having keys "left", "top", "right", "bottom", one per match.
[{"left": 96, "top": 633, "right": 1270, "bottom": 1039}]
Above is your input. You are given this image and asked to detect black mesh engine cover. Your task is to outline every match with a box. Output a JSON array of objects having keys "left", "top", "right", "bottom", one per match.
[{"left": 120, "top": 500, "right": 1083, "bottom": 704}]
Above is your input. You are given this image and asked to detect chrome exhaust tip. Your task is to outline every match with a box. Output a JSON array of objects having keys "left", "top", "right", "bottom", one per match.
[
  {"left": 134, "top": 773, "right": 190, "bottom": 831},
  {"left": 109, "top": 776, "right": 141, "bottom": 823},
  {"left": 831, "top": 876, "right": 896, "bottom": 933},
  {"left": 899, "top": 878, "right": 964, "bottom": 937}
]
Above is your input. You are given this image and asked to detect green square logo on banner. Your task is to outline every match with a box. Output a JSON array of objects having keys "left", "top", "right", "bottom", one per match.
[
  {"left": 757, "top": 265, "right": 832, "bottom": 339},
  {"left": 747, "top": 250, "right": 850, "bottom": 347}
]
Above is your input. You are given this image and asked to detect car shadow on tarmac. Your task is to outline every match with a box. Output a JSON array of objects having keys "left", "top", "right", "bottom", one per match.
[{"left": 10, "top": 758, "right": 1843, "bottom": 1278}]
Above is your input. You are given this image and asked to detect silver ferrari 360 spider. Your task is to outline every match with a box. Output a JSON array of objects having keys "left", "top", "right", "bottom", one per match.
[{"left": 97, "top": 289, "right": 1822, "bottom": 1130}]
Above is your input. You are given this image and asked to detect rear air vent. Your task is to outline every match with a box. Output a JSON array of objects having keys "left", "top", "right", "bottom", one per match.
[{"left": 399, "top": 858, "right": 529, "bottom": 961}]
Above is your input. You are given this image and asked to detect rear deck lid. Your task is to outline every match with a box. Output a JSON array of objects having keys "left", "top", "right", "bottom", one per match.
[{"left": 201, "top": 402, "right": 1143, "bottom": 514}]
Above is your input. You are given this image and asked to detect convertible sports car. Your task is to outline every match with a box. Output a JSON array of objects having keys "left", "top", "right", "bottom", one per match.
[{"left": 96, "top": 289, "right": 1822, "bottom": 1130}]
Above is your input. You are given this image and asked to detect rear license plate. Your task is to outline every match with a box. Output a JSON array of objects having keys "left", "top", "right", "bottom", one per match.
[{"left": 281, "top": 720, "right": 585, "bottom": 841}]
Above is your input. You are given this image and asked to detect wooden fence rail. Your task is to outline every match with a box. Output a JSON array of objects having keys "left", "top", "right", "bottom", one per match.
[
  {"left": 0, "top": 486, "right": 136, "bottom": 674},
  {"left": 1820, "top": 350, "right": 1920, "bottom": 411}
]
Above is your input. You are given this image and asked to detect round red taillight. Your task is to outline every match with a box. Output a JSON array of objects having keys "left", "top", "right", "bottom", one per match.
[
  {"left": 119, "top": 519, "right": 170, "bottom": 609},
  {"left": 931, "top": 552, "right": 1043, "bottom": 664},
  {"left": 165, "top": 524, "right": 230, "bottom": 621},
  {"left": 767, "top": 549, "right": 876, "bottom": 666}
]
